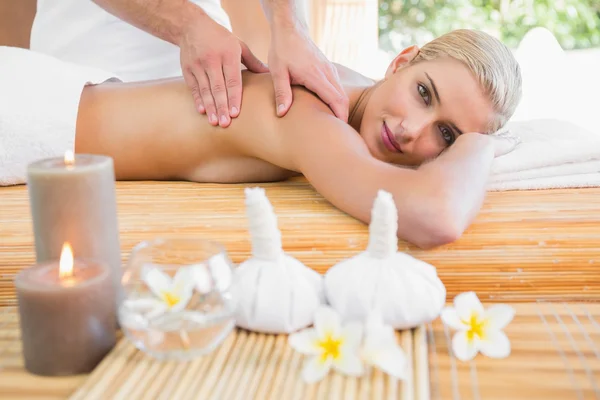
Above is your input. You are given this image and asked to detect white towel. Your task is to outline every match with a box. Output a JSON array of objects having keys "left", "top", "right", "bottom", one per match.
[
  {"left": 0, "top": 46, "right": 120, "bottom": 186},
  {"left": 488, "top": 119, "right": 600, "bottom": 191}
]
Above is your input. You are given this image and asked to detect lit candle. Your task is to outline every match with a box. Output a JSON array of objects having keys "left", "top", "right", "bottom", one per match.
[
  {"left": 26, "top": 152, "right": 122, "bottom": 302},
  {"left": 15, "top": 243, "right": 117, "bottom": 376}
]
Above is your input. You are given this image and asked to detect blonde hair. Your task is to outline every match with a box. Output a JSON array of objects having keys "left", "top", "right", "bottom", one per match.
[{"left": 411, "top": 29, "right": 522, "bottom": 133}]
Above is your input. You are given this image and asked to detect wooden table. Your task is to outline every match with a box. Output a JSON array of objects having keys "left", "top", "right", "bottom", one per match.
[{"left": 1, "top": 179, "right": 599, "bottom": 399}]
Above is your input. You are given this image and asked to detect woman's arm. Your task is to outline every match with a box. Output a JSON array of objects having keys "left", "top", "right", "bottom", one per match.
[{"left": 279, "top": 91, "right": 496, "bottom": 249}]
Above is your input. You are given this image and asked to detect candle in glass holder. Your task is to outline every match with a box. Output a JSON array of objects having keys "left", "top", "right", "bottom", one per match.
[
  {"left": 26, "top": 151, "right": 122, "bottom": 301},
  {"left": 15, "top": 243, "right": 117, "bottom": 376}
]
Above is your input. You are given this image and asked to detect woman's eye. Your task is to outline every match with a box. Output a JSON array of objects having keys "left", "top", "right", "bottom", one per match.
[
  {"left": 440, "top": 126, "right": 455, "bottom": 145},
  {"left": 418, "top": 84, "right": 430, "bottom": 105}
]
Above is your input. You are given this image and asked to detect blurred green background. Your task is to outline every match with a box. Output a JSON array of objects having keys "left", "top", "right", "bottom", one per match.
[{"left": 378, "top": 0, "right": 600, "bottom": 52}]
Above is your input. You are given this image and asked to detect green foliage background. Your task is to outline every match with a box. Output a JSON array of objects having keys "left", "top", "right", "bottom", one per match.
[{"left": 378, "top": 0, "right": 600, "bottom": 52}]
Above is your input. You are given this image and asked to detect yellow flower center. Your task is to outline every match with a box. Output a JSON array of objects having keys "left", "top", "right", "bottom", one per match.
[
  {"left": 318, "top": 334, "right": 343, "bottom": 362},
  {"left": 161, "top": 291, "right": 180, "bottom": 308},
  {"left": 466, "top": 314, "right": 487, "bottom": 341}
]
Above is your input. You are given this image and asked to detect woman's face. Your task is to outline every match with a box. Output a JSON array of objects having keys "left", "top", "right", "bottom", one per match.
[{"left": 360, "top": 47, "right": 495, "bottom": 166}]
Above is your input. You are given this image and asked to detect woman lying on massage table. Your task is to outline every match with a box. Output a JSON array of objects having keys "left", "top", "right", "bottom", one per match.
[{"left": 75, "top": 29, "right": 522, "bottom": 249}]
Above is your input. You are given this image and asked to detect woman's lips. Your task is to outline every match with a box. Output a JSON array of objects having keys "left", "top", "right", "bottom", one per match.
[{"left": 381, "top": 122, "right": 402, "bottom": 153}]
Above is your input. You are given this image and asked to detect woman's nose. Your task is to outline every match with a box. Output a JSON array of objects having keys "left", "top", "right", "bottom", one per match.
[{"left": 398, "top": 117, "right": 431, "bottom": 144}]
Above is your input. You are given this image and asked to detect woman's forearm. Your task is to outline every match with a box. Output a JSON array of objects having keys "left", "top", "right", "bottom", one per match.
[
  {"left": 417, "top": 133, "right": 495, "bottom": 242},
  {"left": 278, "top": 100, "right": 493, "bottom": 249}
]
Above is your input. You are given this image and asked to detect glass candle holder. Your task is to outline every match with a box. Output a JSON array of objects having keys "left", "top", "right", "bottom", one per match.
[{"left": 118, "top": 238, "right": 237, "bottom": 361}]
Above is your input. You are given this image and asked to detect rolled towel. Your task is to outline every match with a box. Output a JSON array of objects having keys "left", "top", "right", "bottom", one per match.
[{"left": 0, "top": 46, "right": 120, "bottom": 186}]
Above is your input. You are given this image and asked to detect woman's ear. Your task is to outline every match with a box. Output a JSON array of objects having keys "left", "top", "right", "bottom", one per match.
[{"left": 385, "top": 45, "right": 420, "bottom": 77}]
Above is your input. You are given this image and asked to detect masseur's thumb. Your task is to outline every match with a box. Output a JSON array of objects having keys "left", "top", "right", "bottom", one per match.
[
  {"left": 272, "top": 70, "right": 293, "bottom": 117},
  {"left": 240, "top": 41, "right": 269, "bottom": 73}
]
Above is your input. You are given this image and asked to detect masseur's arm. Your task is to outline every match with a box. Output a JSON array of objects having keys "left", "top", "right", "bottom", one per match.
[
  {"left": 92, "top": 0, "right": 268, "bottom": 127},
  {"left": 281, "top": 99, "right": 495, "bottom": 249}
]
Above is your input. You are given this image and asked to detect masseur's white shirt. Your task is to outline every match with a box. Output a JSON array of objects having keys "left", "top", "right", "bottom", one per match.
[{"left": 30, "top": 0, "right": 232, "bottom": 82}]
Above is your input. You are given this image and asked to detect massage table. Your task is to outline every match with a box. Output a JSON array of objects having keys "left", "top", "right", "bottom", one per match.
[
  {"left": 0, "top": 178, "right": 598, "bottom": 399},
  {"left": 2, "top": 178, "right": 599, "bottom": 305}
]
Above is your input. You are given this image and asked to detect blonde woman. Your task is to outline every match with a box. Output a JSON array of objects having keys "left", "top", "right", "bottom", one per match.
[{"left": 0, "top": 29, "right": 522, "bottom": 249}]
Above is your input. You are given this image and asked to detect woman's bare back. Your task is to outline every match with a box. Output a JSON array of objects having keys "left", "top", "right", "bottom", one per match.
[
  {"left": 75, "top": 66, "right": 373, "bottom": 184},
  {"left": 75, "top": 73, "right": 295, "bottom": 182}
]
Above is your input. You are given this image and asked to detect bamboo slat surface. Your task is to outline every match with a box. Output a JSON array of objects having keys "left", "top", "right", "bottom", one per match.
[
  {"left": 1, "top": 178, "right": 600, "bottom": 307},
  {"left": 1, "top": 303, "right": 598, "bottom": 399},
  {"left": 69, "top": 326, "right": 425, "bottom": 400},
  {"left": 1, "top": 179, "right": 600, "bottom": 398},
  {"left": 428, "top": 301, "right": 600, "bottom": 400},
  {"left": 0, "top": 307, "right": 426, "bottom": 400}
]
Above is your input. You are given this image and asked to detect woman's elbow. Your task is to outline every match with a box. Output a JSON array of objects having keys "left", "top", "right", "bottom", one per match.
[
  {"left": 399, "top": 206, "right": 466, "bottom": 250},
  {"left": 400, "top": 227, "right": 461, "bottom": 250},
  {"left": 407, "top": 225, "right": 462, "bottom": 249}
]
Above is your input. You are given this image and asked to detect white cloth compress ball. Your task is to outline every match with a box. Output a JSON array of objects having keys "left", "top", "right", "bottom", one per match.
[
  {"left": 324, "top": 190, "right": 446, "bottom": 329},
  {"left": 233, "top": 187, "right": 325, "bottom": 334}
]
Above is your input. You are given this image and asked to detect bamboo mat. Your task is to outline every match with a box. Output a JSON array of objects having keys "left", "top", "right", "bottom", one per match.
[
  {"left": 428, "top": 301, "right": 600, "bottom": 400},
  {"left": 1, "top": 179, "right": 600, "bottom": 307},
  {"left": 0, "top": 307, "right": 427, "bottom": 400},
  {"left": 68, "top": 327, "right": 426, "bottom": 400},
  {"left": 1, "top": 303, "right": 599, "bottom": 399}
]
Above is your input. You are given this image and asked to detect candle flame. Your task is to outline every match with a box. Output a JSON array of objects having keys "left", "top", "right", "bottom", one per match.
[
  {"left": 59, "top": 243, "right": 74, "bottom": 278},
  {"left": 64, "top": 150, "right": 75, "bottom": 166}
]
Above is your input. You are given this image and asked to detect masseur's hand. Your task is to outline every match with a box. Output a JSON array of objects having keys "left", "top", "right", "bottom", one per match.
[
  {"left": 268, "top": 23, "right": 349, "bottom": 122},
  {"left": 179, "top": 10, "right": 269, "bottom": 127}
]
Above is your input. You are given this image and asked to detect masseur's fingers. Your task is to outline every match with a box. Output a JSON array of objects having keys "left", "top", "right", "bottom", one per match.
[
  {"left": 240, "top": 41, "right": 269, "bottom": 74},
  {"left": 304, "top": 66, "right": 349, "bottom": 123},
  {"left": 323, "top": 65, "right": 349, "bottom": 123},
  {"left": 222, "top": 57, "right": 243, "bottom": 120},
  {"left": 224, "top": 42, "right": 268, "bottom": 119},
  {"left": 182, "top": 68, "right": 204, "bottom": 114},
  {"left": 205, "top": 61, "right": 231, "bottom": 128},
  {"left": 195, "top": 68, "right": 219, "bottom": 126},
  {"left": 271, "top": 69, "right": 293, "bottom": 117}
]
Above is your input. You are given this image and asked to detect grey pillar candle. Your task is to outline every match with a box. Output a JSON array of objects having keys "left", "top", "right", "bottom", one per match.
[
  {"left": 15, "top": 243, "right": 116, "bottom": 376},
  {"left": 26, "top": 152, "right": 122, "bottom": 301}
]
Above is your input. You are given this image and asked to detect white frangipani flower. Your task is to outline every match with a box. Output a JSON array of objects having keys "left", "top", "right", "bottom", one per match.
[
  {"left": 288, "top": 306, "right": 364, "bottom": 383},
  {"left": 441, "top": 292, "right": 515, "bottom": 361},
  {"left": 190, "top": 253, "right": 234, "bottom": 295},
  {"left": 190, "top": 263, "right": 212, "bottom": 294},
  {"left": 360, "top": 311, "right": 407, "bottom": 379},
  {"left": 121, "top": 265, "right": 196, "bottom": 326}
]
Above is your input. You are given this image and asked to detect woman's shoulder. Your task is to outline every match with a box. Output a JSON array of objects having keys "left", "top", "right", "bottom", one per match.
[
  {"left": 239, "top": 70, "right": 337, "bottom": 115},
  {"left": 333, "top": 63, "right": 377, "bottom": 87},
  {"left": 241, "top": 64, "right": 375, "bottom": 99}
]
